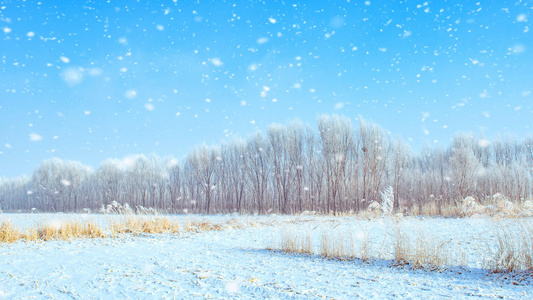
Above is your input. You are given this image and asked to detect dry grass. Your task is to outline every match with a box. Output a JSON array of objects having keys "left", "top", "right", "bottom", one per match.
[
  {"left": 23, "top": 227, "right": 39, "bottom": 242},
  {"left": 0, "top": 216, "right": 265, "bottom": 244},
  {"left": 36, "top": 221, "right": 106, "bottom": 241},
  {"left": 320, "top": 230, "right": 358, "bottom": 260},
  {"left": 273, "top": 222, "right": 466, "bottom": 271},
  {"left": 183, "top": 219, "right": 227, "bottom": 232},
  {"left": 391, "top": 226, "right": 464, "bottom": 269},
  {"left": 275, "top": 225, "right": 370, "bottom": 262},
  {"left": 280, "top": 228, "right": 312, "bottom": 255},
  {"left": 406, "top": 202, "right": 460, "bottom": 217},
  {"left": 1, "top": 220, "right": 109, "bottom": 243},
  {"left": 0, "top": 221, "right": 20, "bottom": 243},
  {"left": 484, "top": 220, "right": 533, "bottom": 273},
  {"left": 110, "top": 217, "right": 181, "bottom": 236},
  {"left": 274, "top": 219, "right": 533, "bottom": 274}
]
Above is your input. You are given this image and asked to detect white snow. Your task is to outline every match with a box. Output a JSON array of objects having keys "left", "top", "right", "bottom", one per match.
[
  {"left": 29, "top": 133, "right": 42, "bottom": 142},
  {"left": 124, "top": 90, "right": 137, "bottom": 99},
  {"left": 210, "top": 58, "right": 223, "bottom": 67},
  {"left": 0, "top": 214, "right": 531, "bottom": 299},
  {"left": 516, "top": 14, "right": 528, "bottom": 22},
  {"left": 257, "top": 37, "right": 269, "bottom": 44}
]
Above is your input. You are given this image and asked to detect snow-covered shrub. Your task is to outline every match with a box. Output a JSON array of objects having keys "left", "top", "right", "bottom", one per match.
[
  {"left": 364, "top": 201, "right": 383, "bottom": 219},
  {"left": 458, "top": 194, "right": 533, "bottom": 217},
  {"left": 367, "top": 201, "right": 382, "bottom": 212},
  {"left": 460, "top": 196, "right": 486, "bottom": 217},
  {"left": 485, "top": 205, "right": 497, "bottom": 216},
  {"left": 492, "top": 193, "right": 506, "bottom": 201},
  {"left": 121, "top": 203, "right": 134, "bottom": 214},
  {"left": 380, "top": 186, "right": 394, "bottom": 215},
  {"left": 136, "top": 205, "right": 158, "bottom": 215},
  {"left": 521, "top": 200, "right": 533, "bottom": 217},
  {"left": 524, "top": 200, "right": 533, "bottom": 210},
  {"left": 497, "top": 200, "right": 514, "bottom": 215},
  {"left": 98, "top": 202, "right": 158, "bottom": 215}
]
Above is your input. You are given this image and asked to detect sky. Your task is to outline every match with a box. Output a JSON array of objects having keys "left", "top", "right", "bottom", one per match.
[{"left": 1, "top": 0, "right": 532, "bottom": 178}]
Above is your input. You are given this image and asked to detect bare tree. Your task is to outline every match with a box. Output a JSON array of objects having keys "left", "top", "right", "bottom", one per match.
[
  {"left": 317, "top": 114, "right": 353, "bottom": 213},
  {"left": 185, "top": 145, "right": 220, "bottom": 214},
  {"left": 450, "top": 145, "right": 482, "bottom": 200},
  {"left": 246, "top": 132, "right": 271, "bottom": 214},
  {"left": 2, "top": 115, "right": 533, "bottom": 215}
]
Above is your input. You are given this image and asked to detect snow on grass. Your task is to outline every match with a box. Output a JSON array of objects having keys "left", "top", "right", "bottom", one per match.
[
  {"left": 0, "top": 214, "right": 532, "bottom": 298},
  {"left": 484, "top": 220, "right": 533, "bottom": 273},
  {"left": 0, "top": 214, "right": 272, "bottom": 242}
]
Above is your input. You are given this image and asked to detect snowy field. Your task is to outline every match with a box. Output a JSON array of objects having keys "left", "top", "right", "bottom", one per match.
[{"left": 1, "top": 214, "right": 531, "bottom": 299}]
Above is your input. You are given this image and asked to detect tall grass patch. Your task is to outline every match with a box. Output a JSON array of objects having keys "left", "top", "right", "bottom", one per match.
[
  {"left": 0, "top": 216, "right": 267, "bottom": 244},
  {"left": 274, "top": 224, "right": 371, "bottom": 262},
  {"left": 0, "top": 221, "right": 20, "bottom": 243},
  {"left": 392, "top": 226, "right": 463, "bottom": 269},
  {"left": 272, "top": 221, "right": 466, "bottom": 271},
  {"left": 485, "top": 220, "right": 533, "bottom": 273}
]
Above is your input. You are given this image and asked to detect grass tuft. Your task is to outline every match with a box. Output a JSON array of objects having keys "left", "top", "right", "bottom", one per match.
[
  {"left": 280, "top": 228, "right": 312, "bottom": 255},
  {"left": 485, "top": 221, "right": 533, "bottom": 273},
  {"left": 0, "top": 221, "right": 20, "bottom": 243},
  {"left": 391, "top": 226, "right": 460, "bottom": 269},
  {"left": 276, "top": 225, "right": 369, "bottom": 261}
]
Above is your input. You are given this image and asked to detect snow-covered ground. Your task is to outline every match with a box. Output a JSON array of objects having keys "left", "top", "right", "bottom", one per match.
[{"left": 0, "top": 214, "right": 531, "bottom": 299}]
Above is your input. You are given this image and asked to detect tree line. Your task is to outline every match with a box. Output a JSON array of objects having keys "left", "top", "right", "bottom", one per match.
[{"left": 1, "top": 115, "right": 532, "bottom": 214}]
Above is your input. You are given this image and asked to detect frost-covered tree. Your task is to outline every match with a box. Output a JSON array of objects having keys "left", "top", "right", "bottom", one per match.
[
  {"left": 380, "top": 186, "right": 394, "bottom": 215},
  {"left": 2, "top": 116, "right": 533, "bottom": 215},
  {"left": 450, "top": 145, "right": 482, "bottom": 200}
]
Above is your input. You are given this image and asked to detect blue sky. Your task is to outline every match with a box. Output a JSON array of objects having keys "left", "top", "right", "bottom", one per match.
[{"left": 1, "top": 0, "right": 532, "bottom": 178}]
